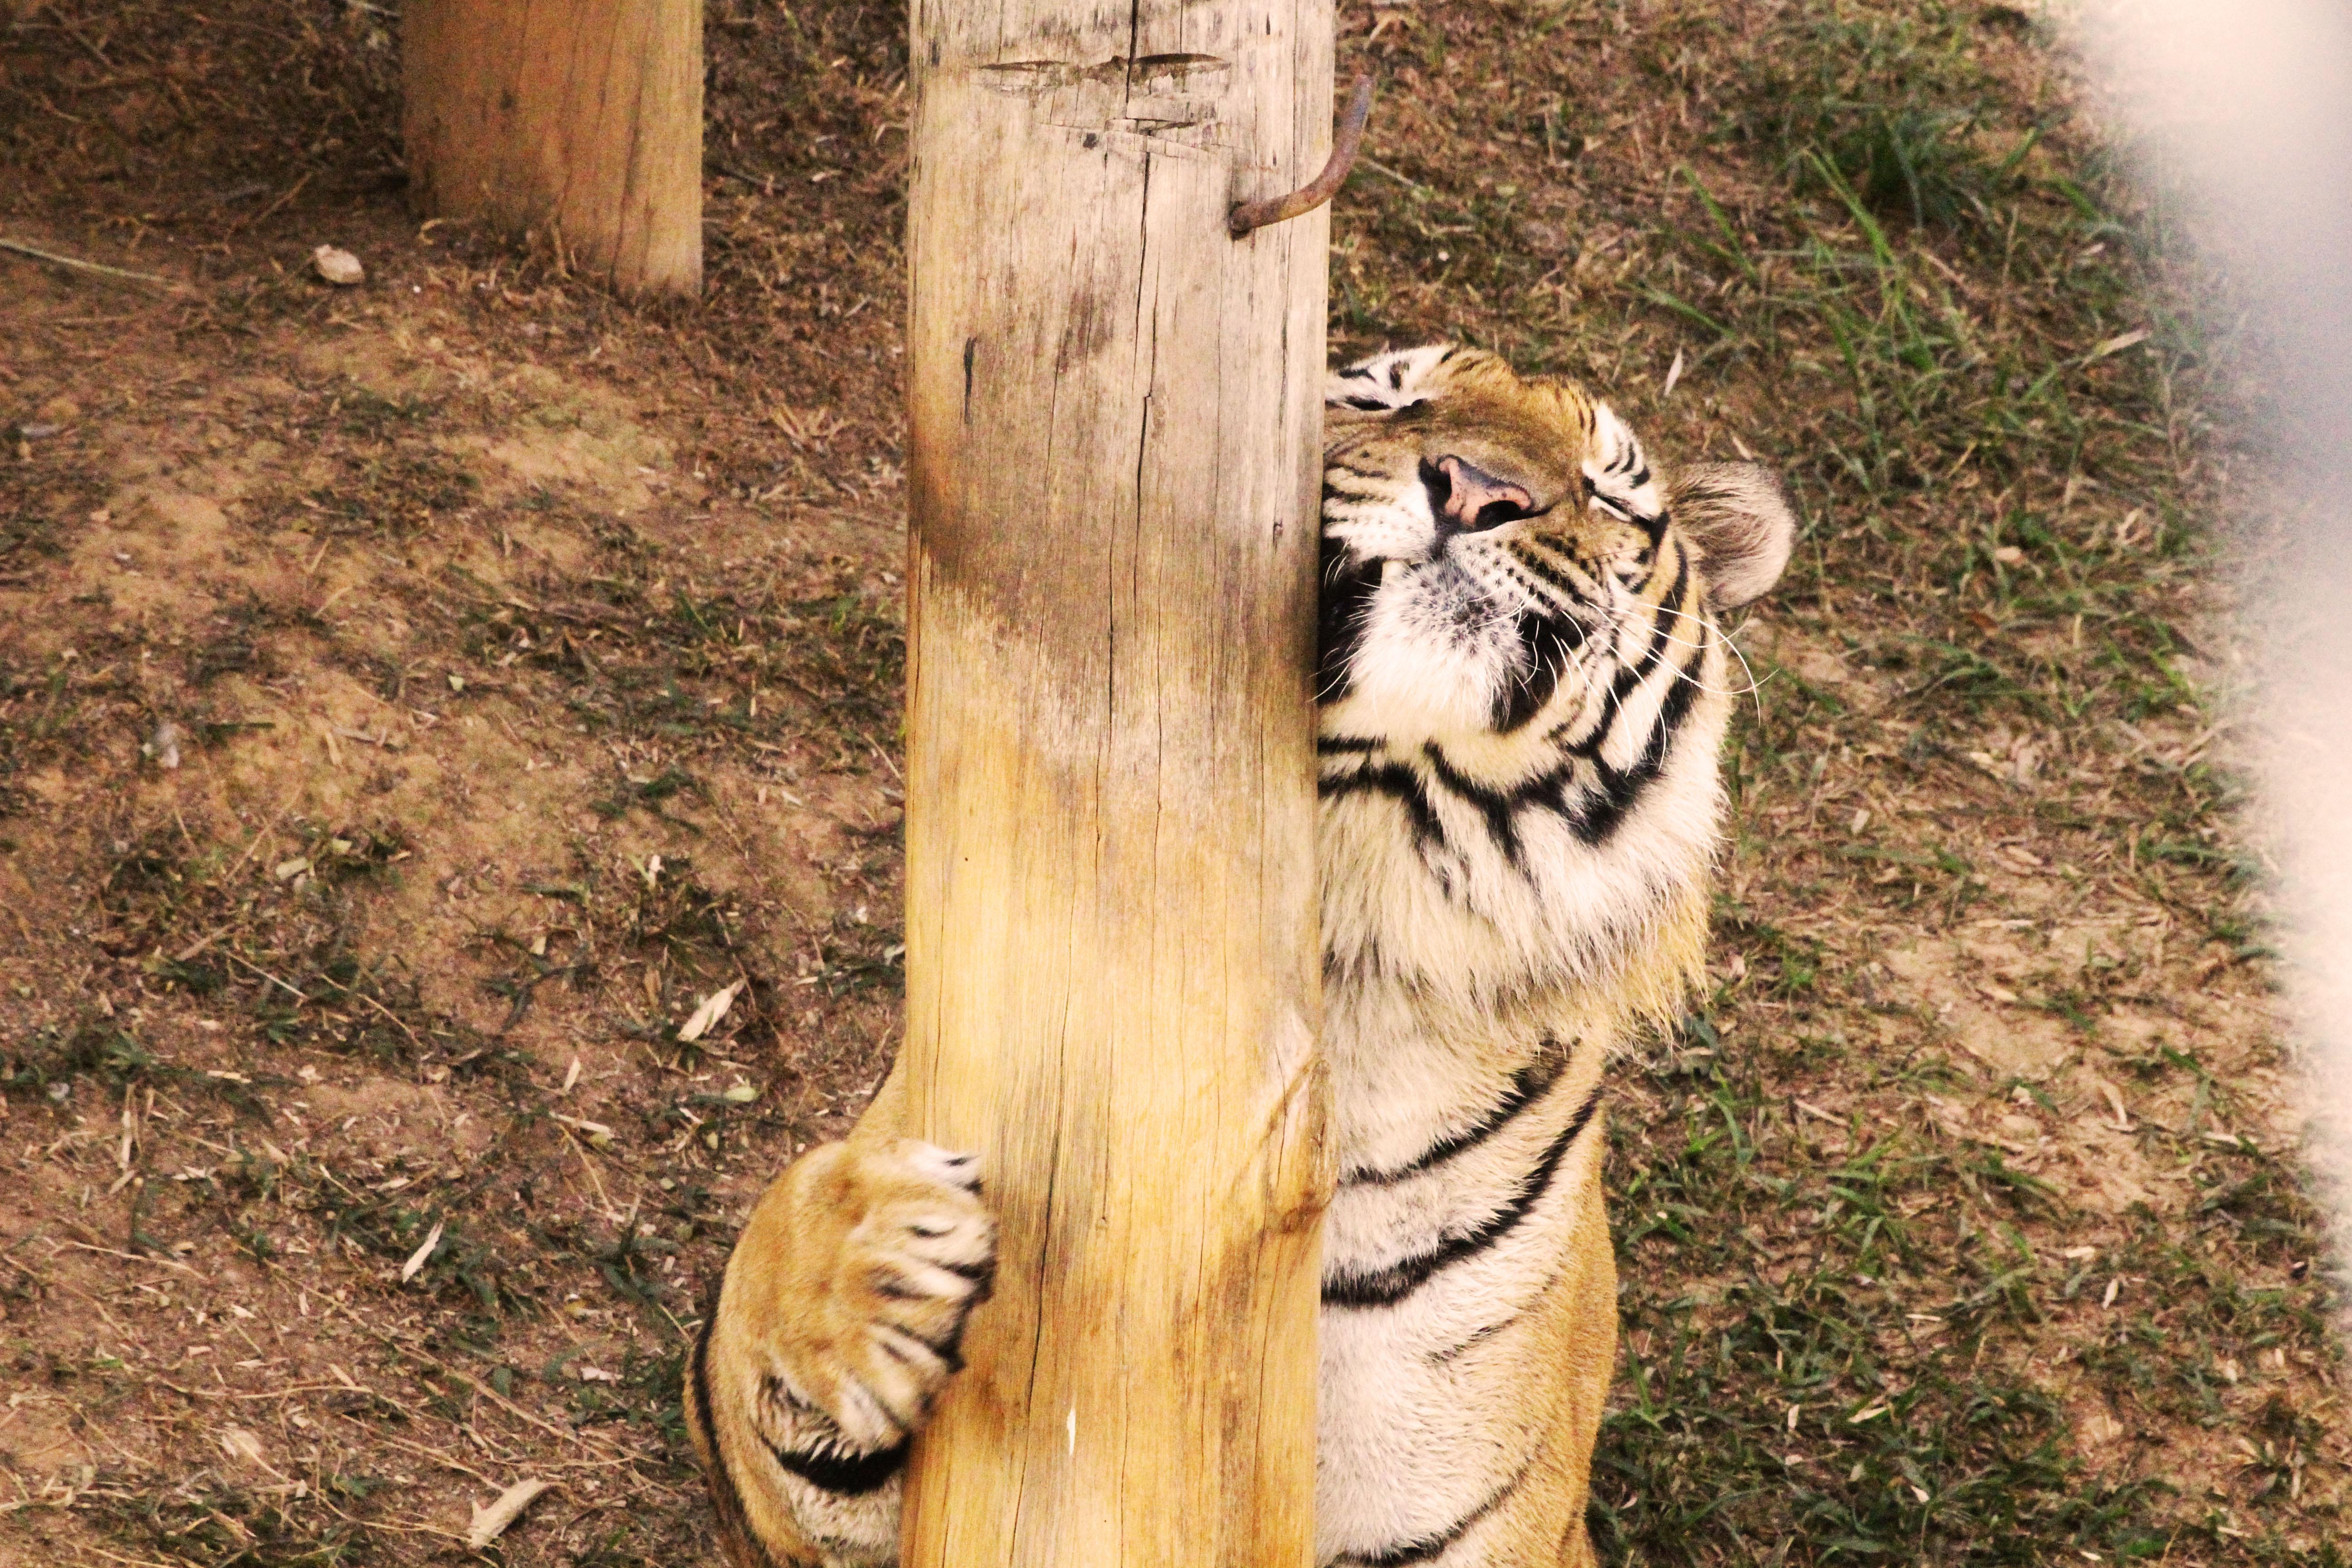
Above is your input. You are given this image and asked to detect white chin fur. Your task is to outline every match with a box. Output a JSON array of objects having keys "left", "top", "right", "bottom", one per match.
[{"left": 1341, "top": 565, "right": 1525, "bottom": 736}]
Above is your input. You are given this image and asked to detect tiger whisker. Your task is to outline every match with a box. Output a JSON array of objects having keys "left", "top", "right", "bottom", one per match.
[
  {"left": 1601, "top": 602, "right": 1758, "bottom": 704},
  {"left": 1646, "top": 601, "right": 1769, "bottom": 706},
  {"left": 1705, "top": 610, "right": 1773, "bottom": 712}
]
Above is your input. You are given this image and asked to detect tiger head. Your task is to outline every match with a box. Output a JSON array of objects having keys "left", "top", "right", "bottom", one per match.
[
  {"left": 1319, "top": 344, "right": 1793, "bottom": 743},
  {"left": 1316, "top": 344, "right": 1797, "bottom": 1000}
]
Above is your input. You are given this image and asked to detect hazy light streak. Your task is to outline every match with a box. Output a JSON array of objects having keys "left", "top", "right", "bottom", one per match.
[{"left": 2082, "top": 3, "right": 2352, "bottom": 1243}]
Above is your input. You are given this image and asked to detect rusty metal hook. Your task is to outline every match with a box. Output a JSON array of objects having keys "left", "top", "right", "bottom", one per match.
[{"left": 1228, "top": 74, "right": 1376, "bottom": 238}]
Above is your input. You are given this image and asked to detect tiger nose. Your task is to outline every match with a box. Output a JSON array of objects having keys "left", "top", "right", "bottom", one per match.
[{"left": 1426, "top": 455, "right": 1533, "bottom": 535}]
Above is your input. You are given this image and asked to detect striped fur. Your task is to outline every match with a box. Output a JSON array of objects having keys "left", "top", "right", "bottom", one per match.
[{"left": 689, "top": 344, "right": 1795, "bottom": 1567}]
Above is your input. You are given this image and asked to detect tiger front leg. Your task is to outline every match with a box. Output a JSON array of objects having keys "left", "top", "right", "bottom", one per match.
[{"left": 688, "top": 1137, "right": 996, "bottom": 1568}]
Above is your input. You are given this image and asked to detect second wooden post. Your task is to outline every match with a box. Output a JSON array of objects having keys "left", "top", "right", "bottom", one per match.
[
  {"left": 899, "top": 1, "right": 1335, "bottom": 1563},
  {"left": 402, "top": 0, "right": 701, "bottom": 296}
]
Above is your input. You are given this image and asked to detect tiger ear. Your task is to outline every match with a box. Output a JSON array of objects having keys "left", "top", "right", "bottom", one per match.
[{"left": 1668, "top": 461, "right": 1797, "bottom": 610}]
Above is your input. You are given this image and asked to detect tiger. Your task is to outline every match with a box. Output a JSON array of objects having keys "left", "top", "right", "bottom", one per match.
[{"left": 686, "top": 343, "right": 1795, "bottom": 1568}]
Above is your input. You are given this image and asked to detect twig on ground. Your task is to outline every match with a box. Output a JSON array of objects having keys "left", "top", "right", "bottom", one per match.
[
  {"left": 149, "top": 1379, "right": 358, "bottom": 1402},
  {"left": 232, "top": 170, "right": 314, "bottom": 231},
  {"left": 225, "top": 951, "right": 308, "bottom": 1002},
  {"left": 351, "top": 987, "right": 425, "bottom": 1048},
  {"left": 555, "top": 1121, "right": 617, "bottom": 1214},
  {"left": 204, "top": 781, "right": 309, "bottom": 902},
  {"left": 0, "top": 235, "right": 185, "bottom": 290},
  {"left": 466, "top": 1478, "right": 555, "bottom": 1549},
  {"left": 316, "top": 1292, "right": 618, "bottom": 1455},
  {"left": 374, "top": 1429, "right": 509, "bottom": 1485},
  {"left": 49, "top": 1239, "right": 199, "bottom": 1277}
]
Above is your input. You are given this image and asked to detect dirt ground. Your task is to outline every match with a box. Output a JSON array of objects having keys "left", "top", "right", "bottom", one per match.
[{"left": 0, "top": 1, "right": 2342, "bottom": 1565}]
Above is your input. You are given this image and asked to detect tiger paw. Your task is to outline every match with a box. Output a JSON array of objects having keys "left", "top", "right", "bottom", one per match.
[{"left": 730, "top": 1137, "right": 997, "bottom": 1451}]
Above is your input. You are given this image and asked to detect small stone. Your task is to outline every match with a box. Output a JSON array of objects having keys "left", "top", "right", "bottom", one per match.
[
  {"left": 312, "top": 245, "right": 365, "bottom": 286},
  {"left": 217, "top": 1427, "right": 268, "bottom": 1468},
  {"left": 1519, "top": 220, "right": 1570, "bottom": 255}
]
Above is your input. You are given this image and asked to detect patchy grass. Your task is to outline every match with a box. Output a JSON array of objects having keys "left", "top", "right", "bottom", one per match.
[
  {"left": 0, "top": 0, "right": 2337, "bottom": 1564},
  {"left": 1320, "top": 0, "right": 2342, "bottom": 1558},
  {"left": 1594, "top": 1015, "right": 2334, "bottom": 1563}
]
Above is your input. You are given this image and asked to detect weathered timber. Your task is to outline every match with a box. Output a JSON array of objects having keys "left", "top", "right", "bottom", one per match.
[
  {"left": 402, "top": 0, "right": 701, "bottom": 295},
  {"left": 898, "top": 3, "right": 1336, "bottom": 1564}
]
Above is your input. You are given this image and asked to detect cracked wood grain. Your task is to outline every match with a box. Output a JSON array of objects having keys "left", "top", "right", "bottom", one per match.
[{"left": 900, "top": 2, "right": 1335, "bottom": 1564}]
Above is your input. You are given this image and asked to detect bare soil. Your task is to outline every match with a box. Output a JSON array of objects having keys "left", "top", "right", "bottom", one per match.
[{"left": 1, "top": 2, "right": 2341, "bottom": 1565}]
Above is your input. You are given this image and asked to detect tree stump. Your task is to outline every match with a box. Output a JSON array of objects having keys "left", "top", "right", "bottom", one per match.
[{"left": 402, "top": 0, "right": 701, "bottom": 296}]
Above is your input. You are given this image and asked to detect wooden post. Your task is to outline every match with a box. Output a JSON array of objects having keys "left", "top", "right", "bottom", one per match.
[
  {"left": 899, "top": 3, "right": 1334, "bottom": 1565},
  {"left": 402, "top": 0, "right": 702, "bottom": 296}
]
